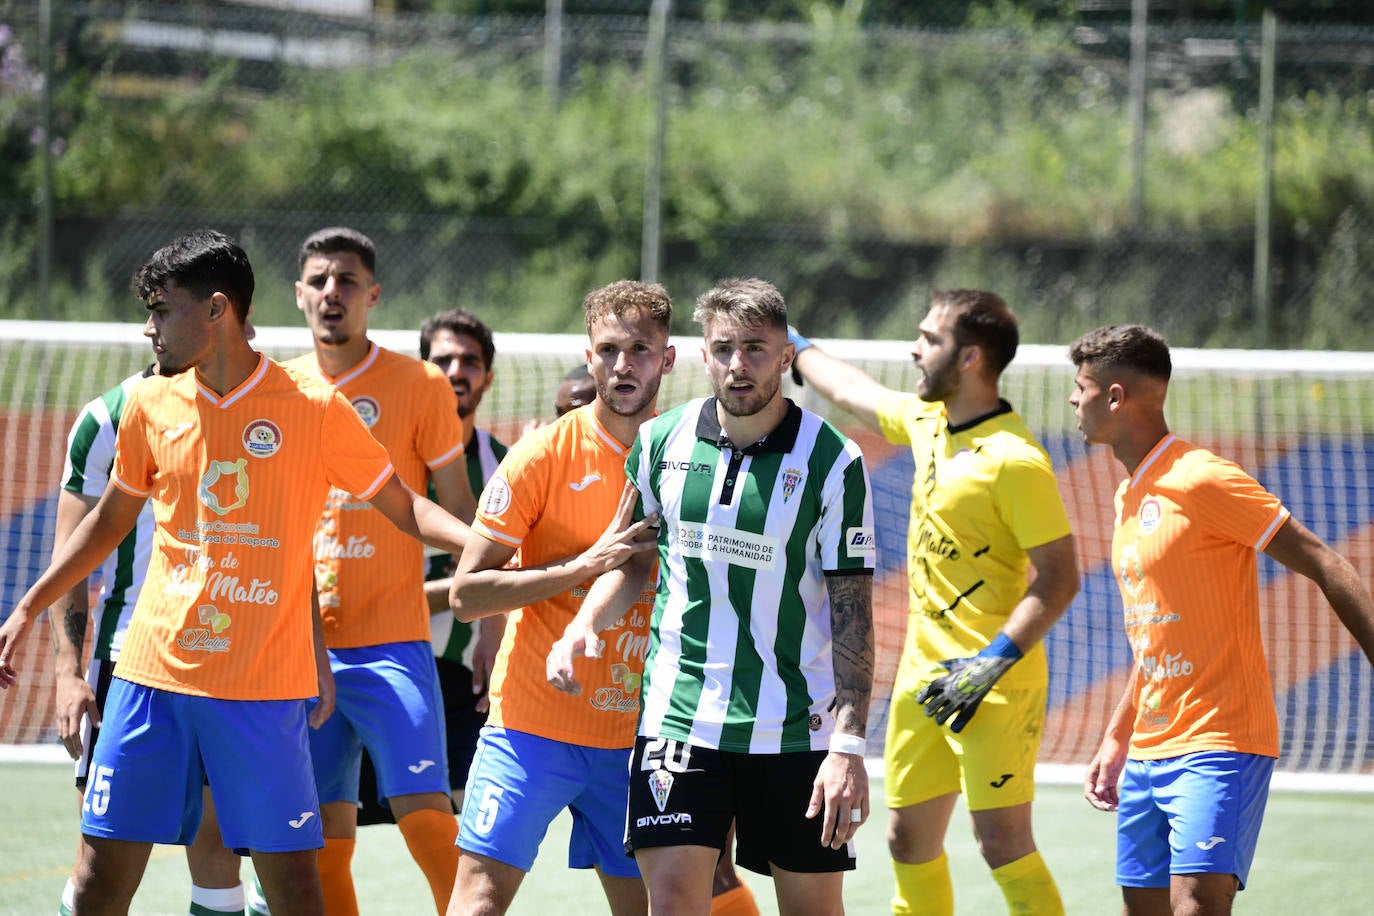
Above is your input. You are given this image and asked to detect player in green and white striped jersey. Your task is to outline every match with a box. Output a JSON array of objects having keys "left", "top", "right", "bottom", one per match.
[{"left": 549, "top": 278, "right": 876, "bottom": 915}]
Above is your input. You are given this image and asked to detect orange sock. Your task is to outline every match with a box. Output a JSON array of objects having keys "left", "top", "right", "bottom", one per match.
[
  {"left": 397, "top": 808, "right": 461, "bottom": 914},
  {"left": 710, "top": 881, "right": 760, "bottom": 916},
  {"left": 318, "top": 837, "right": 359, "bottom": 916}
]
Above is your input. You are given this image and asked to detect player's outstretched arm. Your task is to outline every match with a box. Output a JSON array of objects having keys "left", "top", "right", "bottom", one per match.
[
  {"left": 369, "top": 474, "right": 471, "bottom": 556},
  {"left": 788, "top": 328, "right": 892, "bottom": 431},
  {"left": 47, "top": 490, "right": 100, "bottom": 758},
  {"left": 1263, "top": 515, "right": 1374, "bottom": 665},
  {"left": 546, "top": 550, "right": 657, "bottom": 696},
  {"left": 0, "top": 486, "right": 144, "bottom": 689},
  {"left": 806, "top": 572, "right": 874, "bottom": 848},
  {"left": 451, "top": 479, "right": 657, "bottom": 622}
]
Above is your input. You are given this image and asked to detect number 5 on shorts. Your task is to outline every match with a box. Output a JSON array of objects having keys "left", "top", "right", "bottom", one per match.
[{"left": 473, "top": 784, "right": 504, "bottom": 835}]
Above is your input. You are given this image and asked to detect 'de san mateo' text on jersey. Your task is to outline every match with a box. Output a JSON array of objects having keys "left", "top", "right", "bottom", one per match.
[{"left": 110, "top": 356, "right": 395, "bottom": 701}]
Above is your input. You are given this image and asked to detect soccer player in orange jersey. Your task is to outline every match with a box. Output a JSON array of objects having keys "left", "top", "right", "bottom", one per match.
[
  {"left": 444, "top": 281, "right": 675, "bottom": 916},
  {"left": 1071, "top": 325, "right": 1374, "bottom": 915},
  {"left": 0, "top": 229, "right": 470, "bottom": 916},
  {"left": 272, "top": 228, "right": 476, "bottom": 916}
]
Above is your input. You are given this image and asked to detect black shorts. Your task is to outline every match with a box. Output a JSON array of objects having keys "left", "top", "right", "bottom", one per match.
[
  {"left": 626, "top": 735, "right": 857, "bottom": 876},
  {"left": 74, "top": 657, "right": 117, "bottom": 789},
  {"left": 356, "top": 655, "right": 485, "bottom": 825}
]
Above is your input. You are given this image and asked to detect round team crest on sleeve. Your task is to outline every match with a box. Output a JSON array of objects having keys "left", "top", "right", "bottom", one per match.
[
  {"left": 242, "top": 419, "right": 282, "bottom": 458},
  {"left": 351, "top": 396, "right": 381, "bottom": 428},
  {"left": 482, "top": 475, "right": 513, "bottom": 517}
]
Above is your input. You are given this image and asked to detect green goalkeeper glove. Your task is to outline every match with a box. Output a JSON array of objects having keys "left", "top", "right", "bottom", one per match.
[{"left": 915, "top": 633, "right": 1022, "bottom": 733}]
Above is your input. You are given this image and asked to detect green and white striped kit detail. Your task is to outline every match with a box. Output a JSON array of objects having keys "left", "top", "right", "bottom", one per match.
[{"left": 629, "top": 397, "right": 874, "bottom": 755}]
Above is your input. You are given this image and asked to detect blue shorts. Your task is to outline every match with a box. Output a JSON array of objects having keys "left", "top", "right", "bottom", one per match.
[
  {"left": 81, "top": 677, "right": 321, "bottom": 853},
  {"left": 458, "top": 727, "right": 638, "bottom": 878},
  {"left": 309, "top": 641, "right": 449, "bottom": 807},
  {"left": 1117, "top": 751, "right": 1275, "bottom": 890}
]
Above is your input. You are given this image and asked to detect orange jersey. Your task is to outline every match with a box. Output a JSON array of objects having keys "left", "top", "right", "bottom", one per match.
[
  {"left": 285, "top": 344, "right": 465, "bottom": 648},
  {"left": 1112, "top": 435, "right": 1289, "bottom": 759},
  {"left": 474, "top": 408, "right": 655, "bottom": 749},
  {"left": 110, "top": 356, "right": 395, "bottom": 700}
]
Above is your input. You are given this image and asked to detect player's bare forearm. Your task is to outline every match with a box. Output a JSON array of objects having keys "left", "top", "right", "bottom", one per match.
[
  {"left": 1264, "top": 517, "right": 1374, "bottom": 665},
  {"left": 431, "top": 458, "right": 477, "bottom": 525},
  {"left": 827, "top": 572, "right": 874, "bottom": 739},
  {"left": 1004, "top": 534, "right": 1079, "bottom": 651},
  {"left": 547, "top": 553, "right": 655, "bottom": 695},
  {"left": 791, "top": 346, "right": 888, "bottom": 430},
  {"left": 47, "top": 490, "right": 95, "bottom": 678},
  {"left": 370, "top": 474, "right": 471, "bottom": 555},
  {"left": 47, "top": 595, "right": 87, "bottom": 679},
  {"left": 450, "top": 539, "right": 607, "bottom": 622},
  {"left": 453, "top": 480, "right": 657, "bottom": 622}
]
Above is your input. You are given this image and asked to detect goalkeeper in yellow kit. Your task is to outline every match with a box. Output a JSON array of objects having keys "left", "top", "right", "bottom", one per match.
[{"left": 790, "top": 290, "right": 1080, "bottom": 915}]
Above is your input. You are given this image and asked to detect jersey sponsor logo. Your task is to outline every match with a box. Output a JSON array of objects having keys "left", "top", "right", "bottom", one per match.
[
  {"left": 658, "top": 459, "right": 712, "bottom": 474},
  {"left": 205, "top": 571, "right": 280, "bottom": 606},
  {"left": 676, "top": 522, "right": 779, "bottom": 571},
  {"left": 1196, "top": 836, "right": 1226, "bottom": 850},
  {"left": 846, "top": 526, "right": 876, "bottom": 559},
  {"left": 242, "top": 419, "right": 282, "bottom": 458},
  {"left": 1138, "top": 497, "right": 1163, "bottom": 534},
  {"left": 314, "top": 531, "right": 377, "bottom": 560},
  {"left": 481, "top": 476, "right": 512, "bottom": 517},
  {"left": 1118, "top": 542, "right": 1146, "bottom": 600},
  {"left": 289, "top": 812, "right": 315, "bottom": 829},
  {"left": 915, "top": 521, "right": 960, "bottom": 561},
  {"left": 350, "top": 396, "right": 381, "bottom": 428},
  {"left": 408, "top": 759, "right": 436, "bottom": 774},
  {"left": 176, "top": 604, "right": 233, "bottom": 653},
  {"left": 809, "top": 713, "right": 823, "bottom": 732},
  {"left": 1141, "top": 651, "right": 1193, "bottom": 681},
  {"left": 781, "top": 467, "right": 804, "bottom": 502},
  {"left": 164, "top": 421, "right": 194, "bottom": 441},
  {"left": 199, "top": 458, "right": 250, "bottom": 516},
  {"left": 569, "top": 472, "right": 601, "bottom": 491}
]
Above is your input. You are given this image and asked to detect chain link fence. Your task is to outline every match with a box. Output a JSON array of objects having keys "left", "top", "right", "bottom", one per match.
[{"left": 1, "top": 2, "right": 1372, "bottom": 346}]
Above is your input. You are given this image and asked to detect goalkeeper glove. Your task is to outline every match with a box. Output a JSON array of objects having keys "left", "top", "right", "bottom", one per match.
[
  {"left": 915, "top": 632, "right": 1022, "bottom": 733},
  {"left": 788, "top": 326, "right": 813, "bottom": 386}
]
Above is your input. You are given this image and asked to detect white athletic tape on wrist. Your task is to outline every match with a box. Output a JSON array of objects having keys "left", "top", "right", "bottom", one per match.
[{"left": 828, "top": 733, "right": 866, "bottom": 756}]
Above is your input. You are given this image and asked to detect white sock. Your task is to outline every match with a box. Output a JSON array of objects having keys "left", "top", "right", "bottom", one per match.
[
  {"left": 244, "top": 874, "right": 272, "bottom": 916},
  {"left": 60, "top": 877, "right": 76, "bottom": 915},
  {"left": 190, "top": 882, "right": 245, "bottom": 914}
]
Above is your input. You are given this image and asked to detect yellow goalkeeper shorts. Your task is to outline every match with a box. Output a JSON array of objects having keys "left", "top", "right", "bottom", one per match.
[{"left": 884, "top": 666, "right": 1046, "bottom": 812}]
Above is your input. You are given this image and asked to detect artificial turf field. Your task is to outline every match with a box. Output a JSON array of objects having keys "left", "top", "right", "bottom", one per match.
[{"left": 3, "top": 762, "right": 1372, "bottom": 914}]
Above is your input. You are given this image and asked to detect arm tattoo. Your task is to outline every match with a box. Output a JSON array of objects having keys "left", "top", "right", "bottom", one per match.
[
  {"left": 48, "top": 600, "right": 87, "bottom": 656},
  {"left": 827, "top": 573, "right": 875, "bottom": 737}
]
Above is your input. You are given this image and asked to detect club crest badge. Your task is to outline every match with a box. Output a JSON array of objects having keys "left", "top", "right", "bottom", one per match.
[
  {"left": 781, "top": 467, "right": 804, "bottom": 502},
  {"left": 648, "top": 769, "right": 674, "bottom": 813},
  {"left": 242, "top": 419, "right": 282, "bottom": 458},
  {"left": 351, "top": 396, "right": 381, "bottom": 428},
  {"left": 1138, "top": 497, "right": 1163, "bottom": 535}
]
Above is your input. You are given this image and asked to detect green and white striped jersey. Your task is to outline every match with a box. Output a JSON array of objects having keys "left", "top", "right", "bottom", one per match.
[
  {"left": 628, "top": 397, "right": 875, "bottom": 754},
  {"left": 431, "top": 427, "right": 508, "bottom": 663},
  {"left": 61, "top": 370, "right": 156, "bottom": 662}
]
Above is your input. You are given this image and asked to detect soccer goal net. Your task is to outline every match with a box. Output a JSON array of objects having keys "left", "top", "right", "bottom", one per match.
[{"left": 3, "top": 321, "right": 1372, "bottom": 784}]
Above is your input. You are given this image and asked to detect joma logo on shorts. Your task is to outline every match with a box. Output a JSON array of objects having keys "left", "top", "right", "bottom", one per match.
[{"left": 636, "top": 812, "right": 692, "bottom": 827}]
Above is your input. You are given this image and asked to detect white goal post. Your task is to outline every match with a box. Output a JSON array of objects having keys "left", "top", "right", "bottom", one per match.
[{"left": 3, "top": 321, "right": 1373, "bottom": 791}]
